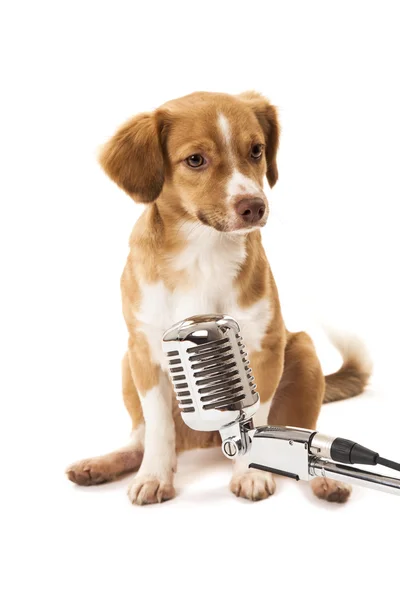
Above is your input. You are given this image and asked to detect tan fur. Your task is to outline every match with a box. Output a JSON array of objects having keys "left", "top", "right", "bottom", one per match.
[
  {"left": 310, "top": 477, "right": 351, "bottom": 503},
  {"left": 323, "top": 332, "right": 372, "bottom": 403},
  {"left": 99, "top": 112, "right": 164, "bottom": 203},
  {"left": 67, "top": 450, "right": 143, "bottom": 485},
  {"left": 127, "top": 331, "right": 160, "bottom": 395},
  {"left": 236, "top": 231, "right": 270, "bottom": 307},
  {"left": 237, "top": 91, "right": 280, "bottom": 187},
  {"left": 67, "top": 91, "right": 371, "bottom": 505},
  {"left": 122, "top": 352, "right": 143, "bottom": 427}
]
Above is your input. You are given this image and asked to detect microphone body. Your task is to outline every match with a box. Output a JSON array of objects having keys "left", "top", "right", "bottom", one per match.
[
  {"left": 162, "top": 314, "right": 400, "bottom": 496},
  {"left": 162, "top": 314, "right": 259, "bottom": 457}
]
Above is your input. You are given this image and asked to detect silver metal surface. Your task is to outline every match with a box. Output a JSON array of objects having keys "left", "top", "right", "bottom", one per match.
[
  {"left": 254, "top": 425, "right": 314, "bottom": 443},
  {"left": 162, "top": 315, "right": 260, "bottom": 438},
  {"left": 309, "top": 432, "right": 335, "bottom": 460},
  {"left": 250, "top": 428, "right": 400, "bottom": 495},
  {"left": 250, "top": 426, "right": 314, "bottom": 481},
  {"left": 220, "top": 417, "right": 256, "bottom": 458},
  {"left": 309, "top": 458, "right": 400, "bottom": 495}
]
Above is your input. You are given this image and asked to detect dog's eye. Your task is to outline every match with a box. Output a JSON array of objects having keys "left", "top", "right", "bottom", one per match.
[
  {"left": 250, "top": 144, "right": 264, "bottom": 160},
  {"left": 185, "top": 154, "right": 205, "bottom": 168}
]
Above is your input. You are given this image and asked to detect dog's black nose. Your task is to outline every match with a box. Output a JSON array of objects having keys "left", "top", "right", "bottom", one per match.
[{"left": 235, "top": 197, "right": 266, "bottom": 223}]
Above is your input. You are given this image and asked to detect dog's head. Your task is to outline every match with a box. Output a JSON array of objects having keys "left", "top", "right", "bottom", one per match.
[{"left": 99, "top": 91, "right": 280, "bottom": 233}]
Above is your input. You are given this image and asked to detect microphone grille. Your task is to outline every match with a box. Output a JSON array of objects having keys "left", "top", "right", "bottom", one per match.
[{"left": 162, "top": 315, "right": 260, "bottom": 431}]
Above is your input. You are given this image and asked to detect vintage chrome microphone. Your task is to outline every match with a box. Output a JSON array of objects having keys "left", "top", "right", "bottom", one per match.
[
  {"left": 163, "top": 314, "right": 260, "bottom": 458},
  {"left": 162, "top": 314, "right": 400, "bottom": 496}
]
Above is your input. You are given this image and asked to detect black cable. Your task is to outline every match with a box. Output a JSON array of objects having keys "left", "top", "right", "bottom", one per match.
[
  {"left": 330, "top": 437, "right": 400, "bottom": 472},
  {"left": 330, "top": 438, "right": 379, "bottom": 465},
  {"left": 376, "top": 456, "right": 400, "bottom": 472}
]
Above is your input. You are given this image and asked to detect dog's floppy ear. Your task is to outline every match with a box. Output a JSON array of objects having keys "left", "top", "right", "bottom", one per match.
[
  {"left": 99, "top": 112, "right": 164, "bottom": 203},
  {"left": 238, "top": 91, "right": 280, "bottom": 188}
]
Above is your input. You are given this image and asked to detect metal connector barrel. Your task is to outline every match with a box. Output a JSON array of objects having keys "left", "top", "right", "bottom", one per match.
[{"left": 309, "top": 458, "right": 400, "bottom": 495}]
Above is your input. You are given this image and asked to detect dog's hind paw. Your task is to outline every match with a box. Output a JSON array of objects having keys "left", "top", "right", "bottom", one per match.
[{"left": 311, "top": 477, "right": 352, "bottom": 503}]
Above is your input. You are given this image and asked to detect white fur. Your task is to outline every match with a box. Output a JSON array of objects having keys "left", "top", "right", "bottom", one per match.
[
  {"left": 171, "top": 221, "right": 246, "bottom": 277},
  {"left": 323, "top": 326, "right": 373, "bottom": 375},
  {"left": 230, "top": 396, "right": 275, "bottom": 498},
  {"left": 218, "top": 113, "right": 232, "bottom": 147},
  {"left": 227, "top": 169, "right": 262, "bottom": 200},
  {"left": 135, "top": 223, "right": 271, "bottom": 369},
  {"left": 130, "top": 372, "right": 176, "bottom": 483},
  {"left": 129, "top": 422, "right": 145, "bottom": 448},
  {"left": 217, "top": 112, "right": 264, "bottom": 203},
  {"left": 231, "top": 296, "right": 271, "bottom": 353}
]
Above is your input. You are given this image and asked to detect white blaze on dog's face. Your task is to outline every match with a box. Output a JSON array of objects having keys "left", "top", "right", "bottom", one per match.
[
  {"left": 218, "top": 113, "right": 264, "bottom": 196},
  {"left": 99, "top": 91, "right": 280, "bottom": 233}
]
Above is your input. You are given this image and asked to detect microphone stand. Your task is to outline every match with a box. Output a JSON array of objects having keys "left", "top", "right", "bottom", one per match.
[{"left": 221, "top": 420, "right": 400, "bottom": 496}]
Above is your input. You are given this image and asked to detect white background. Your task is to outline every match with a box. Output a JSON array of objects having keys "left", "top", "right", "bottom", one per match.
[{"left": 1, "top": 1, "right": 400, "bottom": 598}]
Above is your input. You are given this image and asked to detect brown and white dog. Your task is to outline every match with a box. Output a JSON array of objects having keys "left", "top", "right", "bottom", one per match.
[{"left": 66, "top": 91, "right": 371, "bottom": 505}]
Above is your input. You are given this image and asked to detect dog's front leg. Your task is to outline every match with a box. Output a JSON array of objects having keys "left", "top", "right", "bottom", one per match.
[{"left": 126, "top": 336, "right": 176, "bottom": 505}]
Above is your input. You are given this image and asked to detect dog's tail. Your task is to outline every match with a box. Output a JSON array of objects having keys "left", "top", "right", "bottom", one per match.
[{"left": 323, "top": 329, "right": 373, "bottom": 404}]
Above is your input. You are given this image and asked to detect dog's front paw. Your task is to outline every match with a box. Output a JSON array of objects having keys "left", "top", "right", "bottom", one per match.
[
  {"left": 311, "top": 477, "right": 352, "bottom": 503},
  {"left": 230, "top": 470, "right": 276, "bottom": 501},
  {"left": 128, "top": 475, "right": 175, "bottom": 505},
  {"left": 66, "top": 458, "right": 118, "bottom": 486},
  {"left": 66, "top": 450, "right": 143, "bottom": 486}
]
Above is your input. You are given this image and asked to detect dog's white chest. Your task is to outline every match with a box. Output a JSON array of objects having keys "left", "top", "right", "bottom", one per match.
[{"left": 135, "top": 226, "right": 271, "bottom": 367}]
